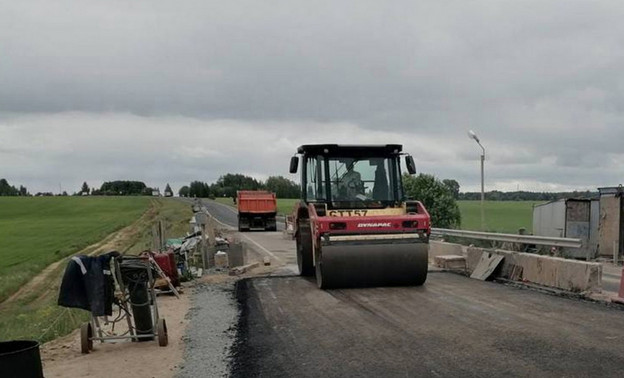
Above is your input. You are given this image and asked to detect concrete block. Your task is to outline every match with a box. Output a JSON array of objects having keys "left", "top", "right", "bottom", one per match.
[
  {"left": 453, "top": 243, "right": 602, "bottom": 293},
  {"left": 470, "top": 253, "right": 504, "bottom": 280},
  {"left": 429, "top": 241, "right": 464, "bottom": 262},
  {"left": 228, "top": 242, "right": 244, "bottom": 267},
  {"left": 434, "top": 255, "right": 466, "bottom": 271},
  {"left": 466, "top": 247, "right": 484, "bottom": 273}
]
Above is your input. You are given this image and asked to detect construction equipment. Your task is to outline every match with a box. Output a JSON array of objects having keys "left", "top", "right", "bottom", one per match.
[
  {"left": 79, "top": 255, "right": 168, "bottom": 353},
  {"left": 237, "top": 190, "right": 278, "bottom": 231},
  {"left": 289, "top": 144, "right": 431, "bottom": 289}
]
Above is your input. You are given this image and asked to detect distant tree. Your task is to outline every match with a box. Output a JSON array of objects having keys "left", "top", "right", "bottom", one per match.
[
  {"left": 164, "top": 183, "right": 173, "bottom": 197},
  {"left": 442, "top": 179, "right": 460, "bottom": 199},
  {"left": 98, "top": 181, "right": 147, "bottom": 196},
  {"left": 178, "top": 185, "right": 190, "bottom": 197},
  {"left": 457, "top": 190, "right": 599, "bottom": 201},
  {"left": 403, "top": 173, "right": 461, "bottom": 229},
  {"left": 189, "top": 181, "right": 211, "bottom": 198},
  {"left": 0, "top": 178, "right": 21, "bottom": 196},
  {"left": 81, "top": 182, "right": 90, "bottom": 195},
  {"left": 19, "top": 185, "right": 29, "bottom": 196},
  {"left": 214, "top": 174, "right": 263, "bottom": 197},
  {"left": 265, "top": 176, "right": 300, "bottom": 198}
]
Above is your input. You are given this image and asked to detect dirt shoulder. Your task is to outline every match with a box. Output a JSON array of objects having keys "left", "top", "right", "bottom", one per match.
[{"left": 42, "top": 291, "right": 190, "bottom": 378}]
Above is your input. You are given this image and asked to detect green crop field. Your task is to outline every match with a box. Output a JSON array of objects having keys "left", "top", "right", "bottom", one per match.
[
  {"left": 0, "top": 197, "right": 192, "bottom": 343},
  {"left": 457, "top": 200, "right": 542, "bottom": 233},
  {"left": 0, "top": 196, "right": 152, "bottom": 303}
]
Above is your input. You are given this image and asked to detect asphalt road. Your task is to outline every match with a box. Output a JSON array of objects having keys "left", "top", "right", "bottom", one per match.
[
  {"left": 190, "top": 198, "right": 624, "bottom": 377},
  {"left": 231, "top": 275, "right": 624, "bottom": 378},
  {"left": 200, "top": 199, "right": 286, "bottom": 232}
]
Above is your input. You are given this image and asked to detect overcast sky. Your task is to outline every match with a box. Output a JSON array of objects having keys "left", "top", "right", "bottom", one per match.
[{"left": 2, "top": 0, "right": 624, "bottom": 194}]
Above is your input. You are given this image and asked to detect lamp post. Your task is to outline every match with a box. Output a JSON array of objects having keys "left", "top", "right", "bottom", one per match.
[{"left": 468, "top": 130, "right": 486, "bottom": 231}]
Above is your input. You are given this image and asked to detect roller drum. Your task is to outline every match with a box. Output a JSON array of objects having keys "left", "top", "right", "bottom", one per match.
[{"left": 316, "top": 242, "right": 428, "bottom": 289}]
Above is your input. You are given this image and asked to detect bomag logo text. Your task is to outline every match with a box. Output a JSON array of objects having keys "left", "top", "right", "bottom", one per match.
[{"left": 357, "top": 223, "right": 392, "bottom": 228}]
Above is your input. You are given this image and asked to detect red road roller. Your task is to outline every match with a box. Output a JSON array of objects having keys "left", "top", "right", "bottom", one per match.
[{"left": 289, "top": 144, "right": 431, "bottom": 289}]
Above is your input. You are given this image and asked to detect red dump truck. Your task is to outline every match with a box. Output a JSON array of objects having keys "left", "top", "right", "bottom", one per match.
[{"left": 237, "top": 190, "right": 277, "bottom": 231}]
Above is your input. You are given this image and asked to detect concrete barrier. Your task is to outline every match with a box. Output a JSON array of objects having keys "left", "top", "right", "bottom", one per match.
[
  {"left": 434, "top": 255, "right": 466, "bottom": 272},
  {"left": 429, "top": 241, "right": 465, "bottom": 262},
  {"left": 466, "top": 247, "right": 602, "bottom": 293}
]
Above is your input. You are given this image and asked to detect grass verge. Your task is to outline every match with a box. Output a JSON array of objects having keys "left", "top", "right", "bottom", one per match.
[
  {"left": 0, "top": 198, "right": 192, "bottom": 343},
  {"left": 458, "top": 200, "right": 542, "bottom": 233}
]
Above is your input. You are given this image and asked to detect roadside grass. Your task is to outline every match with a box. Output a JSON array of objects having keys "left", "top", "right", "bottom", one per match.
[
  {"left": 123, "top": 198, "right": 194, "bottom": 255},
  {"left": 457, "top": 200, "right": 542, "bottom": 233},
  {"left": 0, "top": 197, "right": 192, "bottom": 343}
]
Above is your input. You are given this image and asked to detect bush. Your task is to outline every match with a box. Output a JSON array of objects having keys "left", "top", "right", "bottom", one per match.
[{"left": 403, "top": 173, "right": 461, "bottom": 229}]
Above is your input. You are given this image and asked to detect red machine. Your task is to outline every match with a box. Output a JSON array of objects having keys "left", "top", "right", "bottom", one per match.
[
  {"left": 289, "top": 144, "right": 431, "bottom": 289},
  {"left": 142, "top": 251, "right": 180, "bottom": 287},
  {"left": 237, "top": 190, "right": 278, "bottom": 231}
]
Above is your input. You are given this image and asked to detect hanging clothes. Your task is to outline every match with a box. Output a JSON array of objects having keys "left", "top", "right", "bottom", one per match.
[{"left": 57, "top": 251, "right": 120, "bottom": 316}]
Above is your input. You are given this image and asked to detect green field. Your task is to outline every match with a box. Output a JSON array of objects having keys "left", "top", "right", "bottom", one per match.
[
  {"left": 458, "top": 200, "right": 541, "bottom": 233},
  {"left": 0, "top": 196, "right": 151, "bottom": 302},
  {"left": 0, "top": 197, "right": 192, "bottom": 342},
  {"left": 216, "top": 197, "right": 540, "bottom": 233}
]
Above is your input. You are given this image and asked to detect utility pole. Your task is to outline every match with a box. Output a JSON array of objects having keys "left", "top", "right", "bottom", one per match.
[{"left": 468, "top": 130, "right": 486, "bottom": 231}]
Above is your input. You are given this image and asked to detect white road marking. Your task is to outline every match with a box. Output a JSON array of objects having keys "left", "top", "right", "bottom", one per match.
[
  {"left": 238, "top": 233, "right": 283, "bottom": 264},
  {"left": 211, "top": 200, "right": 238, "bottom": 215},
  {"left": 203, "top": 201, "right": 284, "bottom": 264},
  {"left": 201, "top": 207, "right": 235, "bottom": 230}
]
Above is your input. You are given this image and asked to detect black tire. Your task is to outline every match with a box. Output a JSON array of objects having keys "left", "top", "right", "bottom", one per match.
[
  {"left": 157, "top": 318, "right": 168, "bottom": 347},
  {"left": 296, "top": 222, "right": 314, "bottom": 276},
  {"left": 315, "top": 247, "right": 325, "bottom": 289},
  {"left": 266, "top": 218, "right": 278, "bottom": 231},
  {"left": 412, "top": 244, "right": 429, "bottom": 286},
  {"left": 80, "top": 322, "right": 93, "bottom": 354},
  {"left": 315, "top": 247, "right": 335, "bottom": 289}
]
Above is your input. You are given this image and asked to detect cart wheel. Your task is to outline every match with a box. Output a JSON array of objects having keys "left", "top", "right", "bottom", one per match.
[
  {"left": 157, "top": 318, "right": 168, "bottom": 347},
  {"left": 80, "top": 322, "right": 93, "bottom": 354}
]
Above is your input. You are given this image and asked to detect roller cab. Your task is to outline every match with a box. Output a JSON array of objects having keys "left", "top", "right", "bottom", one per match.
[{"left": 290, "top": 144, "right": 431, "bottom": 289}]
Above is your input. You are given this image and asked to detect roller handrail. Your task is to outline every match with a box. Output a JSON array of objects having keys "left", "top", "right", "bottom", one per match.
[{"left": 430, "top": 228, "right": 582, "bottom": 248}]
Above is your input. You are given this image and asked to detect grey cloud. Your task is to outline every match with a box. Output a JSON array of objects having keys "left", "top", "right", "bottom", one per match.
[{"left": 2, "top": 1, "right": 624, "bottom": 192}]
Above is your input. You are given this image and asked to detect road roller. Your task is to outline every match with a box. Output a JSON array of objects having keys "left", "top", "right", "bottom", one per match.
[{"left": 289, "top": 144, "right": 431, "bottom": 289}]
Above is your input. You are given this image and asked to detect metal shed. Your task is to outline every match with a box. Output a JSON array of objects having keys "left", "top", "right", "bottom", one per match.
[{"left": 533, "top": 198, "right": 597, "bottom": 259}]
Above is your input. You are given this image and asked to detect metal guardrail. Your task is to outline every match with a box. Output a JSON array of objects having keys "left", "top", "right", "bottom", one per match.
[{"left": 430, "top": 228, "right": 583, "bottom": 248}]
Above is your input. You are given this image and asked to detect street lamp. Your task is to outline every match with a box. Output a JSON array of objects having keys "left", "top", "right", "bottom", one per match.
[{"left": 468, "top": 130, "right": 486, "bottom": 230}]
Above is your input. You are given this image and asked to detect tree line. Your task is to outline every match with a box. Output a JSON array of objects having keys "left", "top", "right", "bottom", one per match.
[
  {"left": 179, "top": 174, "right": 300, "bottom": 199},
  {"left": 458, "top": 190, "right": 598, "bottom": 201},
  {"left": 0, "top": 178, "right": 29, "bottom": 196}
]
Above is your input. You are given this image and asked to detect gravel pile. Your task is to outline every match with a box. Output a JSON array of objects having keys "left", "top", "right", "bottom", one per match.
[{"left": 177, "top": 282, "right": 239, "bottom": 378}]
